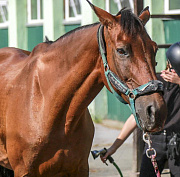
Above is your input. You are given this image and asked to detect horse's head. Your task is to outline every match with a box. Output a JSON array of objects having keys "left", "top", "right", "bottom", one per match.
[{"left": 87, "top": 1, "right": 167, "bottom": 132}]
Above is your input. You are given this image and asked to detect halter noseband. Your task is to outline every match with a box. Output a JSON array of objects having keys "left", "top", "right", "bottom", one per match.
[{"left": 97, "top": 25, "right": 163, "bottom": 129}]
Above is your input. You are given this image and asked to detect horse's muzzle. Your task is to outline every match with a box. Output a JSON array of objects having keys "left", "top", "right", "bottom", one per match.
[{"left": 135, "top": 96, "right": 167, "bottom": 132}]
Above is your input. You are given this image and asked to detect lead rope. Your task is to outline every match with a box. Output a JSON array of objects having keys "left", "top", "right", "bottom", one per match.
[{"left": 143, "top": 133, "right": 161, "bottom": 177}]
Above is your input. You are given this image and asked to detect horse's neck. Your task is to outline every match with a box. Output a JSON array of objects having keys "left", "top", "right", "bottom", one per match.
[{"left": 39, "top": 24, "right": 103, "bottom": 126}]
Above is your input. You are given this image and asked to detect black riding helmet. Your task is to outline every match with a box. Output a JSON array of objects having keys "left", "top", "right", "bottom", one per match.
[{"left": 166, "top": 42, "right": 180, "bottom": 76}]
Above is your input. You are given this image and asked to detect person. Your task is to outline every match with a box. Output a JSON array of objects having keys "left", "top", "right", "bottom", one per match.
[
  {"left": 0, "top": 165, "right": 14, "bottom": 177},
  {"left": 101, "top": 42, "right": 180, "bottom": 177}
]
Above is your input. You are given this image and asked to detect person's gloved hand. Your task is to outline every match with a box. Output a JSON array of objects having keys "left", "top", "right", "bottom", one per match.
[{"left": 100, "top": 146, "right": 116, "bottom": 163}]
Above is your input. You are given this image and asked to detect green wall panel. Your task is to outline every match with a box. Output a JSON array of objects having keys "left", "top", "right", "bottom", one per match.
[
  {"left": 27, "top": 26, "right": 43, "bottom": 51},
  {"left": 163, "top": 20, "right": 180, "bottom": 44},
  {"left": 64, "top": 24, "right": 81, "bottom": 33},
  {"left": 169, "top": 0, "right": 180, "bottom": 10},
  {"left": 0, "top": 29, "right": 8, "bottom": 48},
  {"left": 92, "top": 0, "right": 104, "bottom": 22},
  {"left": 110, "top": 1, "right": 119, "bottom": 15},
  {"left": 107, "top": 92, "right": 131, "bottom": 122}
]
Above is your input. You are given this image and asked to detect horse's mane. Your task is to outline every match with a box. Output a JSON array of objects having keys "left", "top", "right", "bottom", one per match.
[
  {"left": 45, "top": 8, "right": 143, "bottom": 44},
  {"left": 45, "top": 36, "right": 54, "bottom": 44},
  {"left": 117, "top": 8, "right": 144, "bottom": 36},
  {"left": 47, "top": 23, "right": 99, "bottom": 44}
]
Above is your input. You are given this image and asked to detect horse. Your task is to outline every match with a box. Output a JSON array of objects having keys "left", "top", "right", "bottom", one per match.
[{"left": 0, "top": 1, "right": 167, "bottom": 176}]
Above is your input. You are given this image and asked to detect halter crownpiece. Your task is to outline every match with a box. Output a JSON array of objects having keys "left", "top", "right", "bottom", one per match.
[{"left": 97, "top": 25, "right": 164, "bottom": 129}]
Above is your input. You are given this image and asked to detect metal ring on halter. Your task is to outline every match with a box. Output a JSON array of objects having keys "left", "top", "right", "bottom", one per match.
[
  {"left": 128, "top": 91, "right": 136, "bottom": 99},
  {"left": 146, "top": 148, "right": 157, "bottom": 158},
  {"left": 104, "top": 63, "right": 110, "bottom": 71}
]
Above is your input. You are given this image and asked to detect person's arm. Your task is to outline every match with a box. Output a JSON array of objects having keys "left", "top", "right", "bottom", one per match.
[
  {"left": 161, "top": 69, "right": 180, "bottom": 85},
  {"left": 101, "top": 114, "right": 137, "bottom": 163}
]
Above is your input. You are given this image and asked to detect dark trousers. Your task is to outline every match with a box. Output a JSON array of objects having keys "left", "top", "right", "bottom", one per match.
[
  {"left": 139, "top": 133, "right": 180, "bottom": 177},
  {"left": 0, "top": 166, "right": 14, "bottom": 177}
]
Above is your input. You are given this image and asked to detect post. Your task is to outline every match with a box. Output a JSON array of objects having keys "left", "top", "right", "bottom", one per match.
[
  {"left": 134, "top": 0, "right": 144, "bottom": 15},
  {"left": 8, "top": 0, "right": 27, "bottom": 50},
  {"left": 43, "top": 0, "right": 64, "bottom": 41},
  {"left": 132, "top": 2, "right": 145, "bottom": 176},
  {"left": 132, "top": 128, "right": 144, "bottom": 177}
]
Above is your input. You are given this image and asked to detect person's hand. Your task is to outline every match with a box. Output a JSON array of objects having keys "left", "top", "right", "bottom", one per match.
[
  {"left": 161, "top": 69, "right": 180, "bottom": 85},
  {"left": 100, "top": 146, "right": 117, "bottom": 163}
]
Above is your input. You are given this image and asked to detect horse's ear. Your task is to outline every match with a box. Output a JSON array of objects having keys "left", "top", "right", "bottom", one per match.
[
  {"left": 139, "top": 6, "right": 150, "bottom": 25},
  {"left": 86, "top": 0, "right": 116, "bottom": 28}
]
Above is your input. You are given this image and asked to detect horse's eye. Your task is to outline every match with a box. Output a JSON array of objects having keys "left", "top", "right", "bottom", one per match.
[{"left": 117, "top": 48, "right": 128, "bottom": 56}]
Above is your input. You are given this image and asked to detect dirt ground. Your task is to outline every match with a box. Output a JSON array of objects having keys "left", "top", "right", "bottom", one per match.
[{"left": 89, "top": 120, "right": 170, "bottom": 177}]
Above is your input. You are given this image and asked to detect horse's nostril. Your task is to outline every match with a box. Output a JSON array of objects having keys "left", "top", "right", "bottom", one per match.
[{"left": 147, "top": 105, "right": 155, "bottom": 122}]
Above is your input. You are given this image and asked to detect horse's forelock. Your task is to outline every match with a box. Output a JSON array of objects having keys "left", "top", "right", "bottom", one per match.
[{"left": 117, "top": 8, "right": 144, "bottom": 36}]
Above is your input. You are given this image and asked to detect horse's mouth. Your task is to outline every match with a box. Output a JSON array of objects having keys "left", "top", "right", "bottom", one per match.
[
  {"left": 137, "top": 113, "right": 164, "bottom": 133},
  {"left": 142, "top": 121, "right": 165, "bottom": 133},
  {"left": 145, "top": 125, "right": 163, "bottom": 133}
]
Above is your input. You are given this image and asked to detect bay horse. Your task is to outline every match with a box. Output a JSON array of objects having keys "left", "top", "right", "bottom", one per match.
[{"left": 0, "top": 1, "right": 166, "bottom": 176}]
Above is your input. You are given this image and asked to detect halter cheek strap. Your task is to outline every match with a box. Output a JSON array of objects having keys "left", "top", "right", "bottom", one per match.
[{"left": 97, "top": 25, "right": 164, "bottom": 129}]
